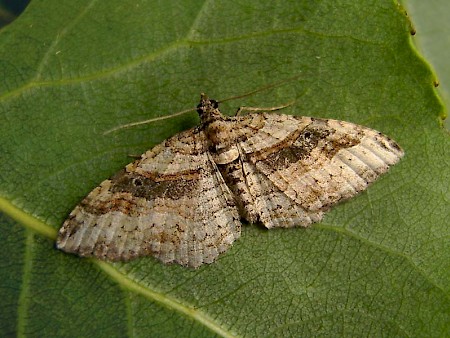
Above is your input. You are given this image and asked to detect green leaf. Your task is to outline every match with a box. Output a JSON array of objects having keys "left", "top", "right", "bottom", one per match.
[
  {"left": 1, "top": 1, "right": 449, "bottom": 337},
  {"left": 402, "top": 0, "right": 450, "bottom": 129}
]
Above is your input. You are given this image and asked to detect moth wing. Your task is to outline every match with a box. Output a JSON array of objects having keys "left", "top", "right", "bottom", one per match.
[
  {"left": 57, "top": 128, "right": 241, "bottom": 268},
  {"left": 237, "top": 114, "right": 404, "bottom": 228}
]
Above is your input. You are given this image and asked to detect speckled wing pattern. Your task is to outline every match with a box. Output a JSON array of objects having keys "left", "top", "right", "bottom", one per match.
[
  {"left": 57, "top": 127, "right": 241, "bottom": 268},
  {"left": 219, "top": 113, "right": 404, "bottom": 229},
  {"left": 57, "top": 94, "right": 404, "bottom": 267}
]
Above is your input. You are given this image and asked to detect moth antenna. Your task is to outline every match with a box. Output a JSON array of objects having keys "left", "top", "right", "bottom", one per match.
[
  {"left": 218, "top": 74, "right": 302, "bottom": 103},
  {"left": 103, "top": 107, "right": 196, "bottom": 135},
  {"left": 235, "top": 101, "right": 296, "bottom": 116},
  {"left": 103, "top": 74, "right": 302, "bottom": 135}
]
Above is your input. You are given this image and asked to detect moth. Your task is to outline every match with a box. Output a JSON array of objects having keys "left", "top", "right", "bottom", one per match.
[{"left": 57, "top": 94, "right": 404, "bottom": 267}]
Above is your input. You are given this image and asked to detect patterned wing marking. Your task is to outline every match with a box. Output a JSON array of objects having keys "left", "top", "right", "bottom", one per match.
[
  {"left": 240, "top": 151, "right": 324, "bottom": 228},
  {"left": 237, "top": 115, "right": 404, "bottom": 227},
  {"left": 57, "top": 128, "right": 241, "bottom": 268}
]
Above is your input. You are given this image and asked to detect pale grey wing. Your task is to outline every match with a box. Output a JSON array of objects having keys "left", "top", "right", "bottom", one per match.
[
  {"left": 238, "top": 113, "right": 404, "bottom": 228},
  {"left": 57, "top": 128, "right": 241, "bottom": 268}
]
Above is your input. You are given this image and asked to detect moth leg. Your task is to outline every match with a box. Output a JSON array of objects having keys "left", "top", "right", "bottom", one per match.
[{"left": 235, "top": 101, "right": 294, "bottom": 116}]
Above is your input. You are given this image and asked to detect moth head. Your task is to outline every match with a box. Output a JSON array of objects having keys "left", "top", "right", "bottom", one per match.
[{"left": 197, "top": 93, "right": 222, "bottom": 123}]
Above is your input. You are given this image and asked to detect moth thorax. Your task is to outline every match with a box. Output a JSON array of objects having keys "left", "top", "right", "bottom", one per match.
[{"left": 204, "top": 119, "right": 235, "bottom": 145}]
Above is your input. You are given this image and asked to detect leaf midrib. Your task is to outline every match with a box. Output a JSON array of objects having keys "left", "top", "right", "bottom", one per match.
[
  {"left": 0, "top": 196, "right": 237, "bottom": 338},
  {"left": 2, "top": 194, "right": 449, "bottom": 331}
]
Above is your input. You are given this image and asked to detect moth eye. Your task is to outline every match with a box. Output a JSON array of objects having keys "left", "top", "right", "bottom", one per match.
[
  {"left": 304, "top": 131, "right": 311, "bottom": 139},
  {"left": 211, "top": 100, "right": 219, "bottom": 108},
  {"left": 133, "top": 178, "right": 143, "bottom": 186}
]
